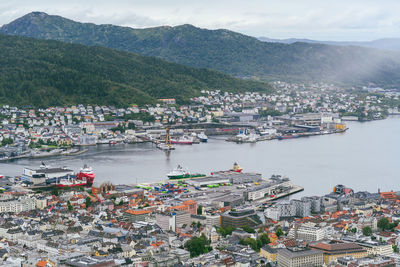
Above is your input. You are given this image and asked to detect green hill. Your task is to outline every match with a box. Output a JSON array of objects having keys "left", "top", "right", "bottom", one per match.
[
  {"left": 0, "top": 34, "right": 271, "bottom": 107},
  {"left": 3, "top": 12, "right": 400, "bottom": 87}
]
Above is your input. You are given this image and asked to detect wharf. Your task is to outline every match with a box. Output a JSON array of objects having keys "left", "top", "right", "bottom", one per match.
[{"left": 257, "top": 185, "right": 304, "bottom": 204}]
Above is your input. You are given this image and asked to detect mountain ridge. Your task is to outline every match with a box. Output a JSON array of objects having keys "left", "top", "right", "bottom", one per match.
[
  {"left": 2, "top": 12, "right": 400, "bottom": 88},
  {"left": 0, "top": 33, "right": 271, "bottom": 107},
  {"left": 258, "top": 36, "right": 400, "bottom": 51}
]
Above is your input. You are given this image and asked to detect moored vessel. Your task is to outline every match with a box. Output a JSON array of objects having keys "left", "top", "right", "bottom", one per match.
[
  {"left": 171, "top": 135, "right": 194, "bottom": 145},
  {"left": 57, "top": 175, "right": 87, "bottom": 188},
  {"left": 197, "top": 132, "right": 208, "bottom": 142},
  {"left": 278, "top": 134, "right": 299, "bottom": 140},
  {"left": 76, "top": 164, "right": 95, "bottom": 186},
  {"left": 167, "top": 165, "right": 206, "bottom": 179}
]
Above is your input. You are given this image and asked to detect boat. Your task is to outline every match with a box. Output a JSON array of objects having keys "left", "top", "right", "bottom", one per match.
[
  {"left": 230, "top": 162, "right": 243, "bottom": 172},
  {"left": 57, "top": 175, "right": 87, "bottom": 188},
  {"left": 76, "top": 164, "right": 95, "bottom": 186},
  {"left": 171, "top": 135, "right": 194, "bottom": 145},
  {"left": 167, "top": 165, "right": 206, "bottom": 179},
  {"left": 278, "top": 134, "right": 299, "bottom": 140},
  {"left": 109, "top": 140, "right": 117, "bottom": 145},
  {"left": 157, "top": 143, "right": 175, "bottom": 151},
  {"left": 197, "top": 132, "right": 208, "bottom": 142},
  {"left": 211, "top": 162, "right": 243, "bottom": 175}
]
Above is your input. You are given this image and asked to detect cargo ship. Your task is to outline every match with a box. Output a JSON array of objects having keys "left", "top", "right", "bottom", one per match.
[{"left": 167, "top": 165, "right": 206, "bottom": 179}]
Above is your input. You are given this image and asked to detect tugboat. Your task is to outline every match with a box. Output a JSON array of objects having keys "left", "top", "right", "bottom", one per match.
[
  {"left": 76, "top": 165, "right": 95, "bottom": 186},
  {"left": 167, "top": 165, "right": 206, "bottom": 179}
]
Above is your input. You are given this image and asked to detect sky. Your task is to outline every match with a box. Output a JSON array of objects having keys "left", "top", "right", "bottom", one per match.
[{"left": 0, "top": 0, "right": 399, "bottom": 41}]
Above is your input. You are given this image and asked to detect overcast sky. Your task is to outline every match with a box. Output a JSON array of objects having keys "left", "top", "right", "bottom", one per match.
[{"left": 1, "top": 0, "right": 399, "bottom": 41}]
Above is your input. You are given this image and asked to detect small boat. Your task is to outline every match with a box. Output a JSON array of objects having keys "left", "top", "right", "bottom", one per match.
[
  {"left": 278, "top": 134, "right": 299, "bottom": 140},
  {"left": 171, "top": 135, "right": 194, "bottom": 145},
  {"left": 167, "top": 165, "right": 206, "bottom": 179},
  {"left": 109, "top": 140, "right": 117, "bottom": 145},
  {"left": 157, "top": 143, "right": 175, "bottom": 151},
  {"left": 197, "top": 132, "right": 208, "bottom": 142}
]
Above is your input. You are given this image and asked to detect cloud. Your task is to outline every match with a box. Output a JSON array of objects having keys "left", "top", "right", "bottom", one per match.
[{"left": 0, "top": 0, "right": 399, "bottom": 41}]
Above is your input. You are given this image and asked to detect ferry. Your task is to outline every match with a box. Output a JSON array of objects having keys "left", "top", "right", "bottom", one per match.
[
  {"left": 171, "top": 135, "right": 194, "bottom": 145},
  {"left": 167, "top": 165, "right": 206, "bottom": 179},
  {"left": 22, "top": 163, "right": 95, "bottom": 187}
]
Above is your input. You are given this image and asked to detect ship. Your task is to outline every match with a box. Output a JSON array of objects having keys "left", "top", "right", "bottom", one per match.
[
  {"left": 171, "top": 135, "right": 194, "bottom": 145},
  {"left": 167, "top": 165, "right": 206, "bottom": 179},
  {"left": 197, "top": 132, "right": 208, "bottom": 143},
  {"left": 76, "top": 164, "right": 95, "bottom": 186},
  {"left": 22, "top": 163, "right": 95, "bottom": 187},
  {"left": 278, "top": 134, "right": 299, "bottom": 140},
  {"left": 211, "top": 162, "right": 243, "bottom": 175},
  {"left": 57, "top": 175, "right": 87, "bottom": 188},
  {"left": 156, "top": 143, "right": 175, "bottom": 151}
]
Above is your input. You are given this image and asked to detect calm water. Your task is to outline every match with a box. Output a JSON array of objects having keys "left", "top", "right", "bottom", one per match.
[{"left": 1, "top": 117, "right": 399, "bottom": 196}]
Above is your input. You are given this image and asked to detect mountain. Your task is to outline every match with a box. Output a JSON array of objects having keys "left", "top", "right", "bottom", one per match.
[
  {"left": 0, "top": 34, "right": 271, "bottom": 107},
  {"left": 2, "top": 12, "right": 400, "bottom": 88},
  {"left": 258, "top": 37, "right": 400, "bottom": 51}
]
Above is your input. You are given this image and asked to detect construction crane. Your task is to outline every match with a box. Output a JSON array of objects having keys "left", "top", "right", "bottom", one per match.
[{"left": 165, "top": 127, "right": 172, "bottom": 148}]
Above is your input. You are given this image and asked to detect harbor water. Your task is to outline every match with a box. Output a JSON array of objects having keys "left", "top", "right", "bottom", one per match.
[{"left": 1, "top": 116, "right": 399, "bottom": 196}]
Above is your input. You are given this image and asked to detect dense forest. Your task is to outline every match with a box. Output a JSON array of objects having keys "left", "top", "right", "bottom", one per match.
[
  {"left": 0, "top": 34, "right": 271, "bottom": 107},
  {"left": 3, "top": 12, "right": 400, "bottom": 87}
]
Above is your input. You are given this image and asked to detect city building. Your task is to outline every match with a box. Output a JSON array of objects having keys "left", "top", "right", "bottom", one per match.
[
  {"left": 220, "top": 209, "right": 262, "bottom": 228},
  {"left": 277, "top": 247, "right": 324, "bottom": 267}
]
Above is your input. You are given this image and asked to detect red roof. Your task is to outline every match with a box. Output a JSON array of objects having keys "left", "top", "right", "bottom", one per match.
[{"left": 125, "top": 209, "right": 151, "bottom": 215}]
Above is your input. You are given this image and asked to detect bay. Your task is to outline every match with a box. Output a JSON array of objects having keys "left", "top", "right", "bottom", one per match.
[{"left": 1, "top": 116, "right": 399, "bottom": 196}]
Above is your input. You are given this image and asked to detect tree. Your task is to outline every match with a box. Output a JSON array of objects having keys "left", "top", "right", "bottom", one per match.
[
  {"left": 276, "top": 228, "right": 284, "bottom": 237},
  {"left": 184, "top": 235, "right": 212, "bottom": 257},
  {"left": 197, "top": 205, "right": 203, "bottom": 215},
  {"left": 349, "top": 228, "right": 357, "bottom": 233},
  {"left": 258, "top": 233, "right": 270, "bottom": 246},
  {"left": 217, "top": 226, "right": 235, "bottom": 237},
  {"left": 67, "top": 201, "right": 73, "bottom": 211},
  {"left": 393, "top": 245, "right": 399, "bottom": 253},
  {"left": 242, "top": 226, "right": 256, "bottom": 233},
  {"left": 51, "top": 187, "right": 59, "bottom": 196},
  {"left": 85, "top": 196, "right": 92, "bottom": 208},
  {"left": 362, "top": 226, "right": 372, "bottom": 236},
  {"left": 378, "top": 217, "right": 390, "bottom": 231},
  {"left": 239, "top": 238, "right": 258, "bottom": 251}
]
